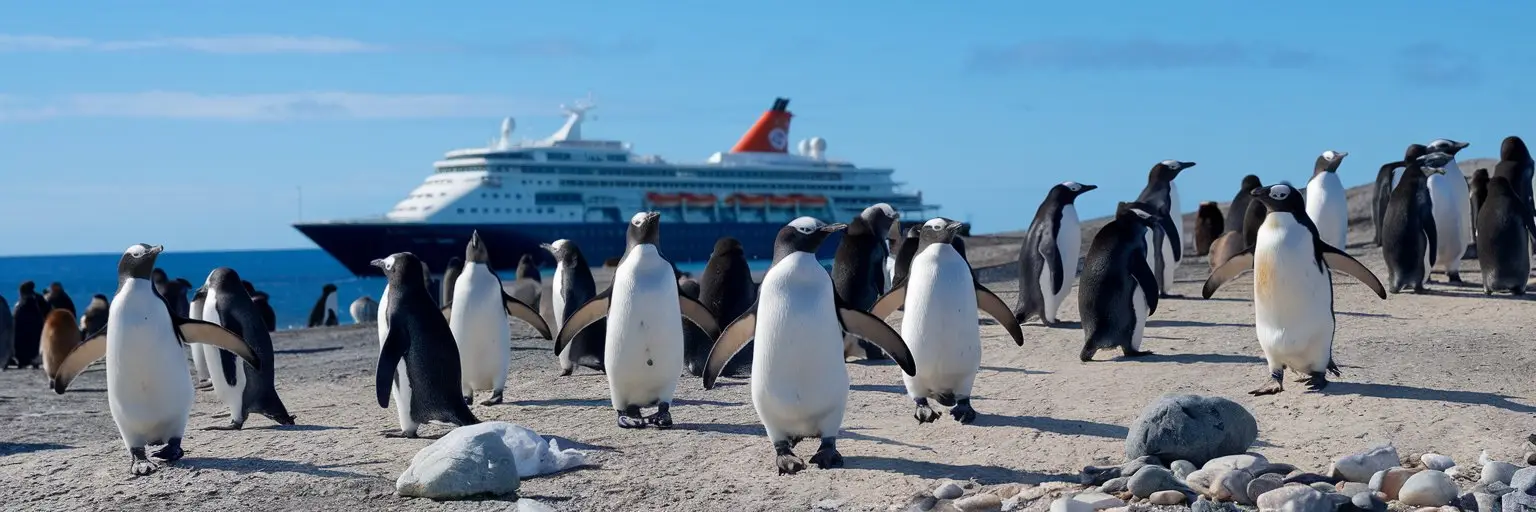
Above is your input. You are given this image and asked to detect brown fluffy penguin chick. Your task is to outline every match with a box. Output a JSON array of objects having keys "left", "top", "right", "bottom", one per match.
[{"left": 40, "top": 309, "right": 82, "bottom": 378}]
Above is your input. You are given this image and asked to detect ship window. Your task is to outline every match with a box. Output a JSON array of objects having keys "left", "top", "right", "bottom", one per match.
[
  {"left": 605, "top": 154, "right": 626, "bottom": 162},
  {"left": 515, "top": 194, "right": 522, "bottom": 200},
  {"left": 457, "top": 208, "right": 465, "bottom": 214},
  {"left": 546, "top": 152, "right": 571, "bottom": 161}
]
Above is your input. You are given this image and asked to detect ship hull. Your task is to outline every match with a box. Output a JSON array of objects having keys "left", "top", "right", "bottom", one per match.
[{"left": 293, "top": 221, "right": 844, "bottom": 276}]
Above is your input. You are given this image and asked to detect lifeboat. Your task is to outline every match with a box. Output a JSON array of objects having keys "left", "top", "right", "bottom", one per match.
[
  {"left": 646, "top": 192, "right": 682, "bottom": 207},
  {"left": 725, "top": 193, "right": 767, "bottom": 207},
  {"left": 769, "top": 195, "right": 798, "bottom": 208},
  {"left": 682, "top": 193, "right": 717, "bottom": 207},
  {"left": 796, "top": 194, "right": 828, "bottom": 207}
]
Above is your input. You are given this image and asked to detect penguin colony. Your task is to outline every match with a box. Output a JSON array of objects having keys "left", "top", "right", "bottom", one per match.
[{"left": 15, "top": 135, "right": 1536, "bottom": 479}]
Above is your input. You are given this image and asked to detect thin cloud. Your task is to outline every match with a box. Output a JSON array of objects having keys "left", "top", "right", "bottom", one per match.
[
  {"left": 0, "top": 92, "right": 550, "bottom": 121},
  {"left": 0, "top": 34, "right": 387, "bottom": 54},
  {"left": 1392, "top": 42, "right": 1481, "bottom": 88},
  {"left": 967, "top": 38, "right": 1320, "bottom": 72}
]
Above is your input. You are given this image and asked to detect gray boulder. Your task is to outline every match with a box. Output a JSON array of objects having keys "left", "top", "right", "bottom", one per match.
[
  {"left": 1507, "top": 467, "right": 1536, "bottom": 511},
  {"left": 397, "top": 428, "right": 521, "bottom": 499},
  {"left": 1124, "top": 394, "right": 1258, "bottom": 466}
]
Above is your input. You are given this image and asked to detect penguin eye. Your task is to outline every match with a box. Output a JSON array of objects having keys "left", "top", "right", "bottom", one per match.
[
  {"left": 1064, "top": 182, "right": 1081, "bottom": 192},
  {"left": 1269, "top": 187, "right": 1291, "bottom": 200},
  {"left": 1160, "top": 159, "right": 1180, "bottom": 169}
]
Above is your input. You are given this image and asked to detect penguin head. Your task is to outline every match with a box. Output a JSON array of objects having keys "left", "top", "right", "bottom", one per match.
[
  {"left": 206, "top": 267, "right": 244, "bottom": 295},
  {"left": 18, "top": 281, "right": 34, "bottom": 294},
  {"left": 151, "top": 267, "right": 169, "bottom": 285},
  {"left": 370, "top": 252, "right": 426, "bottom": 287},
  {"left": 446, "top": 256, "right": 464, "bottom": 272},
  {"left": 1472, "top": 168, "right": 1490, "bottom": 184},
  {"left": 1053, "top": 181, "right": 1098, "bottom": 203},
  {"left": 1251, "top": 183, "right": 1305, "bottom": 214},
  {"left": 859, "top": 203, "right": 901, "bottom": 237},
  {"left": 91, "top": 294, "right": 108, "bottom": 302},
  {"left": 917, "top": 217, "right": 965, "bottom": 246},
  {"left": 1150, "top": 160, "right": 1197, "bottom": 181},
  {"left": 241, "top": 280, "right": 257, "bottom": 295},
  {"left": 540, "top": 239, "right": 583, "bottom": 265},
  {"left": 1115, "top": 201, "right": 1163, "bottom": 228},
  {"left": 626, "top": 211, "right": 662, "bottom": 249},
  {"left": 904, "top": 225, "right": 922, "bottom": 240},
  {"left": 322, "top": 283, "right": 338, "bottom": 294},
  {"left": 464, "top": 230, "right": 491, "bottom": 263},
  {"left": 1403, "top": 144, "right": 1429, "bottom": 162},
  {"left": 1240, "top": 174, "right": 1262, "bottom": 192},
  {"left": 1416, "top": 152, "right": 1454, "bottom": 175},
  {"left": 780, "top": 216, "right": 847, "bottom": 252},
  {"left": 1314, "top": 150, "right": 1349, "bottom": 174},
  {"left": 1427, "top": 139, "right": 1470, "bottom": 156},
  {"left": 46, "top": 282, "right": 64, "bottom": 295},
  {"left": 193, "top": 286, "right": 208, "bottom": 302},
  {"left": 1500, "top": 135, "right": 1531, "bottom": 162},
  {"left": 710, "top": 237, "right": 744, "bottom": 258},
  {"left": 117, "top": 244, "right": 164, "bottom": 282},
  {"left": 516, "top": 254, "right": 538, "bottom": 274}
]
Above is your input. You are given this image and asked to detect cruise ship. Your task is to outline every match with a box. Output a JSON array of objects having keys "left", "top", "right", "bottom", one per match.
[{"left": 294, "top": 97, "right": 941, "bottom": 276}]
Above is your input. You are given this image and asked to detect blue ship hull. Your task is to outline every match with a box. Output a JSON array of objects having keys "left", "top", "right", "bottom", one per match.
[{"left": 293, "top": 221, "right": 845, "bottom": 276}]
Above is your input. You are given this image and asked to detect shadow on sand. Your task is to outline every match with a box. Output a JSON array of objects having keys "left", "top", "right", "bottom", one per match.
[
  {"left": 1121, "top": 352, "right": 1265, "bottom": 365},
  {"left": 0, "top": 442, "right": 73, "bottom": 456},
  {"left": 848, "top": 455, "right": 1076, "bottom": 485},
  {"left": 970, "top": 415, "right": 1128, "bottom": 439},
  {"left": 180, "top": 457, "right": 376, "bottom": 478},
  {"left": 1325, "top": 382, "right": 1536, "bottom": 413},
  {"left": 274, "top": 347, "right": 344, "bottom": 355},
  {"left": 1146, "top": 319, "right": 1250, "bottom": 328}
]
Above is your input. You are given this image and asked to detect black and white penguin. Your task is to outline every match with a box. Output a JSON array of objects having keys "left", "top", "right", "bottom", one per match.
[
  {"left": 80, "top": 294, "right": 110, "bottom": 338},
  {"left": 508, "top": 254, "right": 543, "bottom": 310},
  {"left": 1305, "top": 150, "right": 1350, "bottom": 250},
  {"left": 45, "top": 282, "right": 76, "bottom": 315},
  {"left": 890, "top": 225, "right": 921, "bottom": 286},
  {"left": 885, "top": 220, "right": 903, "bottom": 289},
  {"left": 1381, "top": 147, "right": 1440, "bottom": 294},
  {"left": 1194, "top": 201, "right": 1224, "bottom": 257},
  {"left": 306, "top": 284, "right": 340, "bottom": 327},
  {"left": 243, "top": 280, "right": 277, "bottom": 332},
  {"left": 872, "top": 217, "right": 1024, "bottom": 424},
  {"left": 440, "top": 256, "right": 464, "bottom": 307},
  {"left": 443, "top": 231, "right": 552, "bottom": 406},
  {"left": 188, "top": 286, "right": 212, "bottom": 390},
  {"left": 1013, "top": 181, "right": 1097, "bottom": 326},
  {"left": 1242, "top": 196, "right": 1268, "bottom": 249},
  {"left": 1225, "top": 175, "right": 1263, "bottom": 234},
  {"left": 541, "top": 239, "right": 606, "bottom": 376},
  {"left": 1078, "top": 202, "right": 1164, "bottom": 361},
  {"left": 0, "top": 296, "right": 13, "bottom": 371},
  {"left": 1372, "top": 161, "right": 1398, "bottom": 246},
  {"left": 702, "top": 217, "right": 915, "bottom": 475},
  {"left": 832, "top": 203, "right": 901, "bottom": 360},
  {"left": 47, "top": 244, "right": 261, "bottom": 475},
  {"left": 1424, "top": 139, "right": 1472, "bottom": 282},
  {"left": 199, "top": 267, "right": 297, "bottom": 430},
  {"left": 1203, "top": 183, "right": 1386, "bottom": 395},
  {"left": 1497, "top": 136, "right": 1535, "bottom": 253},
  {"left": 1134, "top": 160, "right": 1194, "bottom": 297},
  {"left": 1470, "top": 168, "right": 1491, "bottom": 231},
  {"left": 696, "top": 237, "right": 757, "bottom": 378},
  {"left": 1476, "top": 175, "right": 1536, "bottom": 295},
  {"left": 11, "top": 281, "right": 49, "bottom": 368},
  {"left": 555, "top": 212, "right": 721, "bottom": 429},
  {"left": 372, "top": 252, "right": 480, "bottom": 438}
]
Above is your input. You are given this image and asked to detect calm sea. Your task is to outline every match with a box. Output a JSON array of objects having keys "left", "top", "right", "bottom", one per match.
[{"left": 0, "top": 249, "right": 778, "bottom": 331}]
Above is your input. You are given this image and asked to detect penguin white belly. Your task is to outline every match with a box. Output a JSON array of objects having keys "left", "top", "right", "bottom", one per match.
[
  {"left": 106, "top": 280, "right": 194, "bottom": 447},
  {"left": 325, "top": 293, "right": 339, "bottom": 323},
  {"left": 900, "top": 246, "right": 982, "bottom": 401},
  {"left": 1164, "top": 183, "right": 1183, "bottom": 287},
  {"left": 1446, "top": 161, "right": 1472, "bottom": 245},
  {"left": 1142, "top": 229, "right": 1158, "bottom": 290},
  {"left": 552, "top": 265, "right": 572, "bottom": 372},
  {"left": 449, "top": 264, "right": 512, "bottom": 393},
  {"left": 1391, "top": 170, "right": 1402, "bottom": 190},
  {"left": 1040, "top": 205, "right": 1082, "bottom": 323},
  {"left": 377, "top": 286, "right": 416, "bottom": 433},
  {"left": 1427, "top": 174, "right": 1466, "bottom": 273},
  {"left": 1130, "top": 282, "right": 1149, "bottom": 351},
  {"left": 882, "top": 241, "right": 895, "bottom": 291},
  {"left": 201, "top": 290, "right": 248, "bottom": 418},
  {"left": 604, "top": 246, "right": 685, "bottom": 410},
  {"left": 1252, "top": 216, "right": 1334, "bottom": 374},
  {"left": 1306, "top": 172, "right": 1349, "bottom": 249},
  {"left": 188, "top": 300, "right": 210, "bottom": 381},
  {"left": 751, "top": 253, "right": 849, "bottom": 441}
]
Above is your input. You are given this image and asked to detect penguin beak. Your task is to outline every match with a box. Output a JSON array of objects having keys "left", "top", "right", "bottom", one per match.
[
  {"left": 147, "top": 245, "right": 164, "bottom": 255},
  {"left": 820, "top": 223, "right": 848, "bottom": 233},
  {"left": 1080, "top": 184, "right": 1099, "bottom": 193},
  {"left": 1250, "top": 187, "right": 1266, "bottom": 197},
  {"left": 369, "top": 258, "right": 388, "bottom": 269},
  {"left": 1180, "top": 162, "right": 1197, "bottom": 169},
  {"left": 1334, "top": 151, "right": 1349, "bottom": 159},
  {"left": 538, "top": 243, "right": 555, "bottom": 252},
  {"left": 1453, "top": 141, "right": 1470, "bottom": 150},
  {"left": 945, "top": 220, "right": 965, "bottom": 233}
]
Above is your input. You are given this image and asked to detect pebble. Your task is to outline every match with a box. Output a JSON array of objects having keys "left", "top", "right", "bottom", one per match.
[
  {"left": 1420, "top": 453, "right": 1455, "bottom": 471},
  {"left": 1245, "top": 474, "right": 1282, "bottom": 503},
  {"left": 814, "top": 499, "right": 843, "bottom": 510},
  {"left": 954, "top": 493, "right": 1003, "bottom": 512},
  {"left": 1256, "top": 484, "right": 1330, "bottom": 512},
  {"left": 1210, "top": 468, "right": 1256, "bottom": 504},
  {"left": 1071, "top": 491, "right": 1125, "bottom": 509},
  {"left": 1512, "top": 466, "right": 1536, "bottom": 493},
  {"left": 1526, "top": 452, "right": 1536, "bottom": 466},
  {"left": 1097, "top": 477, "right": 1128, "bottom": 495},
  {"left": 1310, "top": 483, "right": 1338, "bottom": 494},
  {"left": 1284, "top": 473, "right": 1340, "bottom": 486},
  {"left": 908, "top": 496, "right": 938, "bottom": 512},
  {"left": 1337, "top": 482, "right": 1371, "bottom": 496},
  {"left": 1398, "top": 470, "right": 1459, "bottom": 507},
  {"left": 1127, "top": 465, "right": 1187, "bottom": 498},
  {"left": 1203, "top": 453, "right": 1268, "bottom": 473},
  {"left": 935, "top": 482, "right": 964, "bottom": 500},
  {"left": 990, "top": 484, "right": 1032, "bottom": 500},
  {"left": 1334, "top": 442, "right": 1401, "bottom": 483},
  {"left": 1171, "top": 460, "right": 1198, "bottom": 479},
  {"left": 1352, "top": 491, "right": 1387, "bottom": 512},
  {"left": 1049, "top": 497, "right": 1093, "bottom": 512},
  {"left": 1150, "top": 490, "right": 1186, "bottom": 505},
  {"left": 1368, "top": 467, "right": 1420, "bottom": 500},
  {"left": 1482, "top": 460, "right": 1519, "bottom": 485}
]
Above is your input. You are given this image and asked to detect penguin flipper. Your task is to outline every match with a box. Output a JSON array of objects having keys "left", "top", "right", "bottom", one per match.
[
  {"left": 702, "top": 305, "right": 756, "bottom": 390},
  {"left": 501, "top": 292, "right": 552, "bottom": 340},
  {"left": 555, "top": 290, "right": 610, "bottom": 357},
  {"left": 870, "top": 283, "right": 907, "bottom": 320},
  {"left": 1318, "top": 244, "right": 1388, "bottom": 299},
  {"left": 678, "top": 295, "right": 721, "bottom": 341},
  {"left": 1158, "top": 213, "right": 1182, "bottom": 262},
  {"left": 48, "top": 331, "right": 106, "bottom": 394},
  {"left": 218, "top": 349, "right": 239, "bottom": 387},
  {"left": 175, "top": 317, "right": 261, "bottom": 371},
  {"left": 1420, "top": 206, "right": 1438, "bottom": 267},
  {"left": 1130, "top": 256, "right": 1161, "bottom": 315},
  {"left": 1202, "top": 247, "right": 1255, "bottom": 300},
  {"left": 375, "top": 325, "right": 408, "bottom": 408},
  {"left": 975, "top": 283, "right": 1025, "bottom": 346},
  {"left": 1039, "top": 232, "right": 1064, "bottom": 296},
  {"left": 836, "top": 307, "right": 915, "bottom": 376}
]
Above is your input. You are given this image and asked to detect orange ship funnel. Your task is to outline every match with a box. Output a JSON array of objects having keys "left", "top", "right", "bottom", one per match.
[{"left": 730, "top": 97, "right": 794, "bottom": 153}]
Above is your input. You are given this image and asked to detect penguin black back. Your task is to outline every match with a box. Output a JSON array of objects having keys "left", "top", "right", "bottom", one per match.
[
  {"left": 0, "top": 296, "right": 12, "bottom": 370},
  {"left": 516, "top": 254, "right": 541, "bottom": 283},
  {"left": 372, "top": 253, "right": 479, "bottom": 428},
  {"left": 891, "top": 225, "right": 922, "bottom": 287},
  {"left": 441, "top": 256, "right": 464, "bottom": 307},
  {"left": 1194, "top": 202, "right": 1224, "bottom": 256},
  {"left": 307, "top": 283, "right": 339, "bottom": 327},
  {"left": 44, "top": 283, "right": 75, "bottom": 315},
  {"left": 832, "top": 216, "right": 887, "bottom": 310},
  {"left": 10, "top": 281, "right": 50, "bottom": 368},
  {"left": 697, "top": 237, "right": 755, "bottom": 376},
  {"left": 208, "top": 267, "right": 296, "bottom": 425},
  {"left": 1078, "top": 202, "right": 1162, "bottom": 361},
  {"left": 1381, "top": 152, "right": 1443, "bottom": 293},
  {"left": 1225, "top": 174, "right": 1262, "bottom": 234},
  {"left": 81, "top": 294, "right": 110, "bottom": 338},
  {"left": 1470, "top": 168, "right": 1490, "bottom": 221}
]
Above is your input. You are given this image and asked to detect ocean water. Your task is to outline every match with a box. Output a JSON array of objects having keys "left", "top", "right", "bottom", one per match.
[{"left": 0, "top": 249, "right": 780, "bottom": 331}]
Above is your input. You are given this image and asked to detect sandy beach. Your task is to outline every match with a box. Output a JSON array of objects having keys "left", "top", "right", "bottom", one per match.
[{"left": 2, "top": 184, "right": 1533, "bottom": 511}]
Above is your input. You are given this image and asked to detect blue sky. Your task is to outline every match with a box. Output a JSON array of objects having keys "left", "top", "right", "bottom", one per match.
[{"left": 2, "top": 1, "right": 1531, "bottom": 256}]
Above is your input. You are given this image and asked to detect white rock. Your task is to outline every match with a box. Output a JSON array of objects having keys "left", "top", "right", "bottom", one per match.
[
  {"left": 955, "top": 493, "right": 1004, "bottom": 512},
  {"left": 1071, "top": 491, "right": 1125, "bottom": 509},
  {"left": 1149, "top": 490, "right": 1186, "bottom": 505},
  {"left": 1334, "top": 442, "right": 1401, "bottom": 483},
  {"left": 396, "top": 428, "right": 521, "bottom": 499},
  {"left": 1398, "top": 470, "right": 1459, "bottom": 507},
  {"left": 1204, "top": 453, "right": 1270, "bottom": 473},
  {"left": 1255, "top": 485, "right": 1330, "bottom": 512},
  {"left": 1050, "top": 497, "right": 1095, "bottom": 512},
  {"left": 1419, "top": 453, "right": 1454, "bottom": 471}
]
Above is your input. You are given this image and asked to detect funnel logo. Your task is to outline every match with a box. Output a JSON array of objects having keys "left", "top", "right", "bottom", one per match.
[{"left": 768, "top": 127, "right": 788, "bottom": 150}]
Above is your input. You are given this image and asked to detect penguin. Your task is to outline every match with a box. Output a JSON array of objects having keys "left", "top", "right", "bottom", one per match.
[
  {"left": 80, "top": 294, "right": 110, "bottom": 339},
  {"left": 1077, "top": 202, "right": 1164, "bottom": 361},
  {"left": 47, "top": 244, "right": 261, "bottom": 475},
  {"left": 508, "top": 254, "right": 543, "bottom": 311},
  {"left": 243, "top": 280, "right": 277, "bottom": 332},
  {"left": 696, "top": 237, "right": 757, "bottom": 378},
  {"left": 306, "top": 284, "right": 340, "bottom": 327},
  {"left": 11, "top": 281, "right": 49, "bottom": 368},
  {"left": 832, "top": 203, "right": 901, "bottom": 360},
  {"left": 1305, "top": 150, "right": 1351, "bottom": 250},
  {"left": 151, "top": 269, "right": 189, "bottom": 320},
  {"left": 1470, "top": 168, "right": 1490, "bottom": 230},
  {"left": 199, "top": 267, "right": 297, "bottom": 430},
  {"left": 350, "top": 296, "right": 378, "bottom": 324},
  {"left": 0, "top": 296, "right": 12, "bottom": 372},
  {"left": 871, "top": 217, "right": 1024, "bottom": 423},
  {"left": 1194, "top": 201, "right": 1223, "bottom": 257},
  {"left": 442, "top": 231, "right": 553, "bottom": 406},
  {"left": 1381, "top": 148, "right": 1441, "bottom": 294},
  {"left": 1134, "top": 160, "right": 1193, "bottom": 297},
  {"left": 1373, "top": 162, "right": 1398, "bottom": 246},
  {"left": 45, "top": 282, "right": 76, "bottom": 315},
  {"left": 1208, "top": 231, "right": 1246, "bottom": 269},
  {"left": 188, "top": 287, "right": 212, "bottom": 390},
  {"left": 1203, "top": 183, "right": 1387, "bottom": 395},
  {"left": 1013, "top": 181, "right": 1097, "bottom": 326},
  {"left": 885, "top": 220, "right": 903, "bottom": 290},
  {"left": 440, "top": 256, "right": 464, "bottom": 307},
  {"left": 677, "top": 275, "right": 701, "bottom": 300},
  {"left": 541, "top": 239, "right": 606, "bottom": 376},
  {"left": 890, "top": 225, "right": 921, "bottom": 287},
  {"left": 1225, "top": 175, "right": 1263, "bottom": 234},
  {"left": 702, "top": 217, "right": 916, "bottom": 475},
  {"left": 1242, "top": 196, "right": 1268, "bottom": 249},
  {"left": 40, "top": 309, "right": 79, "bottom": 380},
  {"left": 1475, "top": 175, "right": 1536, "bottom": 295},
  {"left": 555, "top": 212, "right": 722, "bottom": 429},
  {"left": 372, "top": 252, "right": 481, "bottom": 438},
  {"left": 1424, "top": 139, "right": 1471, "bottom": 283},
  {"left": 1497, "top": 136, "right": 1535, "bottom": 253}
]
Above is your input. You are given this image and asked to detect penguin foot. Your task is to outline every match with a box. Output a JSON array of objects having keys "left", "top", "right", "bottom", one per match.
[
  {"left": 950, "top": 399, "right": 977, "bottom": 424},
  {"left": 809, "top": 439, "right": 843, "bottom": 469},
  {"left": 1120, "top": 348, "right": 1155, "bottom": 359},
  {"left": 859, "top": 340, "right": 889, "bottom": 361},
  {"left": 558, "top": 368, "right": 573, "bottom": 377},
  {"left": 195, "top": 380, "right": 213, "bottom": 391},
  {"left": 129, "top": 448, "right": 159, "bottom": 476},
  {"left": 1079, "top": 346, "right": 1097, "bottom": 362},
  {"left": 201, "top": 421, "right": 242, "bottom": 431},
  {"left": 381, "top": 429, "right": 418, "bottom": 438},
  {"left": 1447, "top": 272, "right": 1464, "bottom": 284},
  {"left": 644, "top": 403, "right": 673, "bottom": 429},
  {"left": 151, "top": 438, "right": 184, "bottom": 462},
  {"left": 264, "top": 413, "right": 297, "bottom": 426},
  {"left": 774, "top": 440, "right": 806, "bottom": 475},
  {"left": 1249, "top": 372, "right": 1285, "bottom": 396},
  {"left": 616, "top": 406, "right": 646, "bottom": 429},
  {"left": 479, "top": 391, "right": 504, "bottom": 406},
  {"left": 913, "top": 399, "right": 941, "bottom": 424},
  {"left": 462, "top": 395, "right": 473, "bottom": 406},
  {"left": 1303, "top": 372, "right": 1330, "bottom": 392}
]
